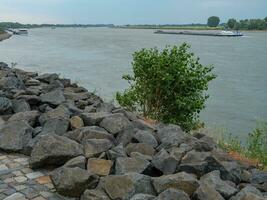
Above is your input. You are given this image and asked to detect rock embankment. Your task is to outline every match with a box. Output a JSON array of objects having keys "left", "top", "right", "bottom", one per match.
[{"left": 0, "top": 61, "right": 266, "bottom": 200}]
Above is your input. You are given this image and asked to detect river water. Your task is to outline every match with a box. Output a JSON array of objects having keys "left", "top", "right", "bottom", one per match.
[{"left": 0, "top": 28, "right": 266, "bottom": 140}]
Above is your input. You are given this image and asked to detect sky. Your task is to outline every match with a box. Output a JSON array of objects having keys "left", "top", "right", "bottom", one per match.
[{"left": 0, "top": 0, "right": 266, "bottom": 25}]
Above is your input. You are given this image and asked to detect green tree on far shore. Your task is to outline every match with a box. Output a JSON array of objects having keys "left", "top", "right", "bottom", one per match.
[
  {"left": 207, "top": 16, "right": 220, "bottom": 27},
  {"left": 227, "top": 18, "right": 237, "bottom": 29}
]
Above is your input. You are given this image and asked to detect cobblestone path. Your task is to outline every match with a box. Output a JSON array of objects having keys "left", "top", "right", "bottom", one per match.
[{"left": 0, "top": 152, "right": 76, "bottom": 200}]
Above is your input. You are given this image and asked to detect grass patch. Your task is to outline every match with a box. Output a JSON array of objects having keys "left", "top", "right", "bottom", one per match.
[{"left": 218, "top": 121, "right": 267, "bottom": 168}]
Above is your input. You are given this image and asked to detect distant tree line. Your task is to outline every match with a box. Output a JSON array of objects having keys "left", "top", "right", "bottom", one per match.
[
  {"left": 207, "top": 16, "right": 267, "bottom": 30},
  {"left": 227, "top": 17, "right": 267, "bottom": 30},
  {"left": 0, "top": 22, "right": 115, "bottom": 29}
]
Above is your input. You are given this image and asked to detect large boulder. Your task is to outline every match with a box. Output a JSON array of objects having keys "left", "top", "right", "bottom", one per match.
[
  {"left": 155, "top": 188, "right": 190, "bottom": 200},
  {"left": 51, "top": 167, "right": 99, "bottom": 197},
  {"left": 99, "top": 113, "right": 132, "bottom": 135},
  {"left": 70, "top": 116, "right": 84, "bottom": 130},
  {"left": 39, "top": 105, "right": 70, "bottom": 125},
  {"left": 0, "top": 120, "right": 33, "bottom": 152},
  {"left": 40, "top": 89, "right": 66, "bottom": 105},
  {"left": 103, "top": 175, "right": 135, "bottom": 200},
  {"left": 41, "top": 118, "right": 69, "bottom": 135},
  {"left": 229, "top": 185, "right": 263, "bottom": 200},
  {"left": 83, "top": 139, "right": 113, "bottom": 158},
  {"left": 193, "top": 183, "right": 225, "bottom": 200},
  {"left": 152, "top": 172, "right": 199, "bottom": 196},
  {"left": 133, "top": 130, "right": 158, "bottom": 148},
  {"left": 29, "top": 134, "right": 83, "bottom": 168},
  {"left": 200, "top": 170, "right": 238, "bottom": 199},
  {"left": 87, "top": 158, "right": 113, "bottom": 176},
  {"left": 81, "top": 189, "right": 110, "bottom": 200},
  {"left": 107, "top": 143, "right": 127, "bottom": 161},
  {"left": 12, "top": 99, "right": 31, "bottom": 113},
  {"left": 241, "top": 193, "right": 266, "bottom": 200},
  {"left": 0, "top": 97, "right": 12, "bottom": 114},
  {"left": 151, "top": 149, "right": 178, "bottom": 175},
  {"left": 156, "top": 124, "right": 187, "bottom": 149},
  {"left": 126, "top": 143, "right": 155, "bottom": 156},
  {"left": 8, "top": 110, "right": 39, "bottom": 126},
  {"left": 81, "top": 112, "right": 111, "bottom": 126},
  {"left": 130, "top": 194, "right": 155, "bottom": 200},
  {"left": 36, "top": 73, "right": 59, "bottom": 83},
  {"left": 64, "top": 155, "right": 86, "bottom": 169},
  {"left": 115, "top": 157, "right": 150, "bottom": 174},
  {"left": 0, "top": 76, "right": 25, "bottom": 90}
]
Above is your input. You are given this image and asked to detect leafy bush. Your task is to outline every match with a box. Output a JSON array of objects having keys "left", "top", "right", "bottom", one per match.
[{"left": 116, "top": 43, "right": 216, "bottom": 131}]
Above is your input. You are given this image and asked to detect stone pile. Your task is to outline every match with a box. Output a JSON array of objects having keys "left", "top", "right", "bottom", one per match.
[{"left": 0, "top": 61, "right": 266, "bottom": 200}]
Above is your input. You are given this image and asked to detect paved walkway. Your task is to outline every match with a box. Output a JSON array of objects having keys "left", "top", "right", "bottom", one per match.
[{"left": 0, "top": 152, "right": 75, "bottom": 200}]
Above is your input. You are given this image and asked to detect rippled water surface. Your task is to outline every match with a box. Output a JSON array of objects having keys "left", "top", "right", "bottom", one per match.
[{"left": 0, "top": 28, "right": 267, "bottom": 140}]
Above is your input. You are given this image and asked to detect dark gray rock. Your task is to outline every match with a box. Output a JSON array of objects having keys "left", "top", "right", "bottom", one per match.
[
  {"left": 229, "top": 185, "right": 263, "bottom": 200},
  {"left": 64, "top": 156, "right": 86, "bottom": 169},
  {"left": 200, "top": 170, "right": 238, "bottom": 199},
  {"left": 81, "top": 112, "right": 111, "bottom": 126},
  {"left": 41, "top": 118, "right": 69, "bottom": 136},
  {"left": 193, "top": 183, "right": 225, "bottom": 200},
  {"left": 12, "top": 99, "right": 31, "bottom": 113},
  {"left": 17, "top": 95, "right": 40, "bottom": 105},
  {"left": 116, "top": 126, "right": 135, "bottom": 146},
  {"left": 130, "top": 194, "right": 155, "bottom": 200},
  {"left": 126, "top": 143, "right": 155, "bottom": 156},
  {"left": 81, "top": 189, "right": 110, "bottom": 200},
  {"left": 156, "top": 124, "right": 187, "bottom": 149},
  {"left": 40, "top": 89, "right": 66, "bottom": 105},
  {"left": 102, "top": 175, "right": 135, "bottom": 200},
  {"left": 155, "top": 188, "right": 190, "bottom": 200},
  {"left": 0, "top": 120, "right": 33, "bottom": 152},
  {"left": 29, "top": 134, "right": 83, "bottom": 168},
  {"left": 8, "top": 110, "right": 39, "bottom": 126},
  {"left": 107, "top": 143, "right": 127, "bottom": 161},
  {"left": 151, "top": 149, "right": 178, "bottom": 175},
  {"left": 133, "top": 130, "right": 158, "bottom": 148},
  {"left": 36, "top": 73, "right": 59, "bottom": 83},
  {"left": 99, "top": 113, "right": 132, "bottom": 135},
  {"left": 132, "top": 119, "right": 156, "bottom": 131},
  {"left": 96, "top": 102, "right": 115, "bottom": 113},
  {"left": 42, "top": 80, "right": 64, "bottom": 93},
  {"left": 83, "top": 139, "right": 113, "bottom": 158},
  {"left": 152, "top": 172, "right": 199, "bottom": 196},
  {"left": 251, "top": 171, "right": 267, "bottom": 184},
  {"left": 77, "top": 126, "right": 115, "bottom": 143},
  {"left": 0, "top": 76, "right": 25, "bottom": 90},
  {"left": 115, "top": 157, "right": 150, "bottom": 174},
  {"left": 127, "top": 173, "right": 156, "bottom": 196},
  {"left": 39, "top": 105, "right": 70, "bottom": 125},
  {"left": 51, "top": 167, "right": 98, "bottom": 197},
  {"left": 0, "top": 97, "right": 12, "bottom": 114}
]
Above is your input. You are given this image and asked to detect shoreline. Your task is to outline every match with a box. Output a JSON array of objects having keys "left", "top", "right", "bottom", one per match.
[{"left": 0, "top": 31, "right": 12, "bottom": 42}]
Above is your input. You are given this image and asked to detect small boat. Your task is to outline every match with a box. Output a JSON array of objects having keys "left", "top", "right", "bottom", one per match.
[
  {"left": 14, "top": 29, "right": 28, "bottom": 35},
  {"left": 219, "top": 30, "right": 243, "bottom": 37}
]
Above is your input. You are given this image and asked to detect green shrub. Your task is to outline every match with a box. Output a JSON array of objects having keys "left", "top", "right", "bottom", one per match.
[{"left": 116, "top": 43, "right": 216, "bottom": 131}]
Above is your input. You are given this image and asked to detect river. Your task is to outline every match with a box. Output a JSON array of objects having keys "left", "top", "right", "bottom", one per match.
[{"left": 0, "top": 27, "right": 266, "bottom": 140}]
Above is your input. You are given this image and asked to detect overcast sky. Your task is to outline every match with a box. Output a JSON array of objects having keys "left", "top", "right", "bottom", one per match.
[{"left": 0, "top": 0, "right": 266, "bottom": 24}]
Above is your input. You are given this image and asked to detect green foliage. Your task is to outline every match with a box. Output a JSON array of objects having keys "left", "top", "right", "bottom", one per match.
[
  {"left": 227, "top": 19, "right": 237, "bottom": 29},
  {"left": 218, "top": 133, "right": 244, "bottom": 153},
  {"left": 238, "top": 18, "right": 267, "bottom": 30},
  {"left": 246, "top": 122, "right": 267, "bottom": 166},
  {"left": 116, "top": 43, "right": 216, "bottom": 131},
  {"left": 207, "top": 16, "right": 220, "bottom": 27}
]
